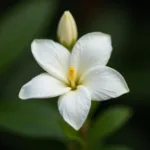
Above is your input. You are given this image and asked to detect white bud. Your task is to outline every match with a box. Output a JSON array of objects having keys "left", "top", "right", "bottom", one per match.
[{"left": 57, "top": 11, "right": 78, "bottom": 49}]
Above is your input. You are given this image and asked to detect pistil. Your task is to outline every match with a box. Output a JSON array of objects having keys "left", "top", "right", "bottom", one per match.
[{"left": 68, "top": 66, "right": 77, "bottom": 89}]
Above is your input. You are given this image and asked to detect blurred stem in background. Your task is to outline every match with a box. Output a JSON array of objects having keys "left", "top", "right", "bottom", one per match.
[{"left": 61, "top": 105, "right": 132, "bottom": 150}]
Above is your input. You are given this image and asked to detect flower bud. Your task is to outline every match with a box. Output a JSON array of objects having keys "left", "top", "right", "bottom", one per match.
[{"left": 57, "top": 11, "right": 78, "bottom": 49}]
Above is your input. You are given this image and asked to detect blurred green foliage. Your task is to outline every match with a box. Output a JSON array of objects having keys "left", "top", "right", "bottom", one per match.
[
  {"left": 0, "top": 0, "right": 55, "bottom": 71},
  {"left": 0, "top": 100, "right": 65, "bottom": 138},
  {"left": 88, "top": 106, "right": 132, "bottom": 146},
  {"left": 101, "top": 146, "right": 131, "bottom": 150}
]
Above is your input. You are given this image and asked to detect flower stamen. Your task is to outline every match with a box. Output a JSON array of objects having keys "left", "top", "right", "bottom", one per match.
[{"left": 68, "top": 66, "right": 76, "bottom": 89}]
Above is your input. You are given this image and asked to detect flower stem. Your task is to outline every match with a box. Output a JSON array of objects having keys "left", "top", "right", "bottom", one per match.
[
  {"left": 68, "top": 143, "right": 76, "bottom": 150},
  {"left": 80, "top": 121, "right": 88, "bottom": 137}
]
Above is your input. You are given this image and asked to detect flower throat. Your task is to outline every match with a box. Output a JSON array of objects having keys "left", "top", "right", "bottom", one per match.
[{"left": 68, "top": 66, "right": 77, "bottom": 89}]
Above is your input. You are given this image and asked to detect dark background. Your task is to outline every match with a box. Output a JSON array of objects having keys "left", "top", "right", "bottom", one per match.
[{"left": 0, "top": 0, "right": 150, "bottom": 150}]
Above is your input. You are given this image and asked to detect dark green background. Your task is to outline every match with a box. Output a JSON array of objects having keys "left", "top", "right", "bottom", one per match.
[{"left": 0, "top": 0, "right": 150, "bottom": 150}]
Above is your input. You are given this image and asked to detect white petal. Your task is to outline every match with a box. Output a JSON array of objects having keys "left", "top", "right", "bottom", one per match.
[
  {"left": 31, "top": 40, "right": 70, "bottom": 83},
  {"left": 80, "top": 66, "right": 129, "bottom": 101},
  {"left": 70, "top": 32, "right": 112, "bottom": 78},
  {"left": 19, "top": 73, "right": 71, "bottom": 100},
  {"left": 58, "top": 86, "right": 91, "bottom": 130}
]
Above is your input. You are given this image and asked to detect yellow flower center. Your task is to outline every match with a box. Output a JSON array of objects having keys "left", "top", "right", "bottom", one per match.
[{"left": 68, "top": 66, "right": 76, "bottom": 89}]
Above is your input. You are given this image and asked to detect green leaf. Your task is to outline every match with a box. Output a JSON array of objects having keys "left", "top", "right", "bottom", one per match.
[
  {"left": 88, "top": 101, "right": 99, "bottom": 118},
  {"left": 0, "top": 0, "right": 56, "bottom": 70},
  {"left": 101, "top": 145, "right": 132, "bottom": 150},
  {"left": 88, "top": 106, "right": 132, "bottom": 142},
  {"left": 0, "top": 100, "right": 65, "bottom": 139}
]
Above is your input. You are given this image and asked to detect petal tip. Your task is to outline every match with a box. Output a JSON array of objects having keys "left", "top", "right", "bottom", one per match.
[
  {"left": 121, "top": 78, "right": 130, "bottom": 94},
  {"left": 18, "top": 84, "right": 31, "bottom": 100},
  {"left": 85, "top": 32, "right": 111, "bottom": 39},
  {"left": 65, "top": 119, "right": 82, "bottom": 131},
  {"left": 31, "top": 39, "right": 39, "bottom": 45},
  {"left": 125, "top": 85, "right": 130, "bottom": 93},
  {"left": 31, "top": 39, "right": 53, "bottom": 51},
  {"left": 31, "top": 40, "right": 38, "bottom": 54},
  {"left": 18, "top": 88, "right": 27, "bottom": 100},
  {"left": 73, "top": 125, "right": 81, "bottom": 131},
  {"left": 31, "top": 39, "right": 41, "bottom": 51}
]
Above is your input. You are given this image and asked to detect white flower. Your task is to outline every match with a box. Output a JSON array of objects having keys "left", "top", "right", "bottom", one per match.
[{"left": 19, "top": 32, "right": 129, "bottom": 130}]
